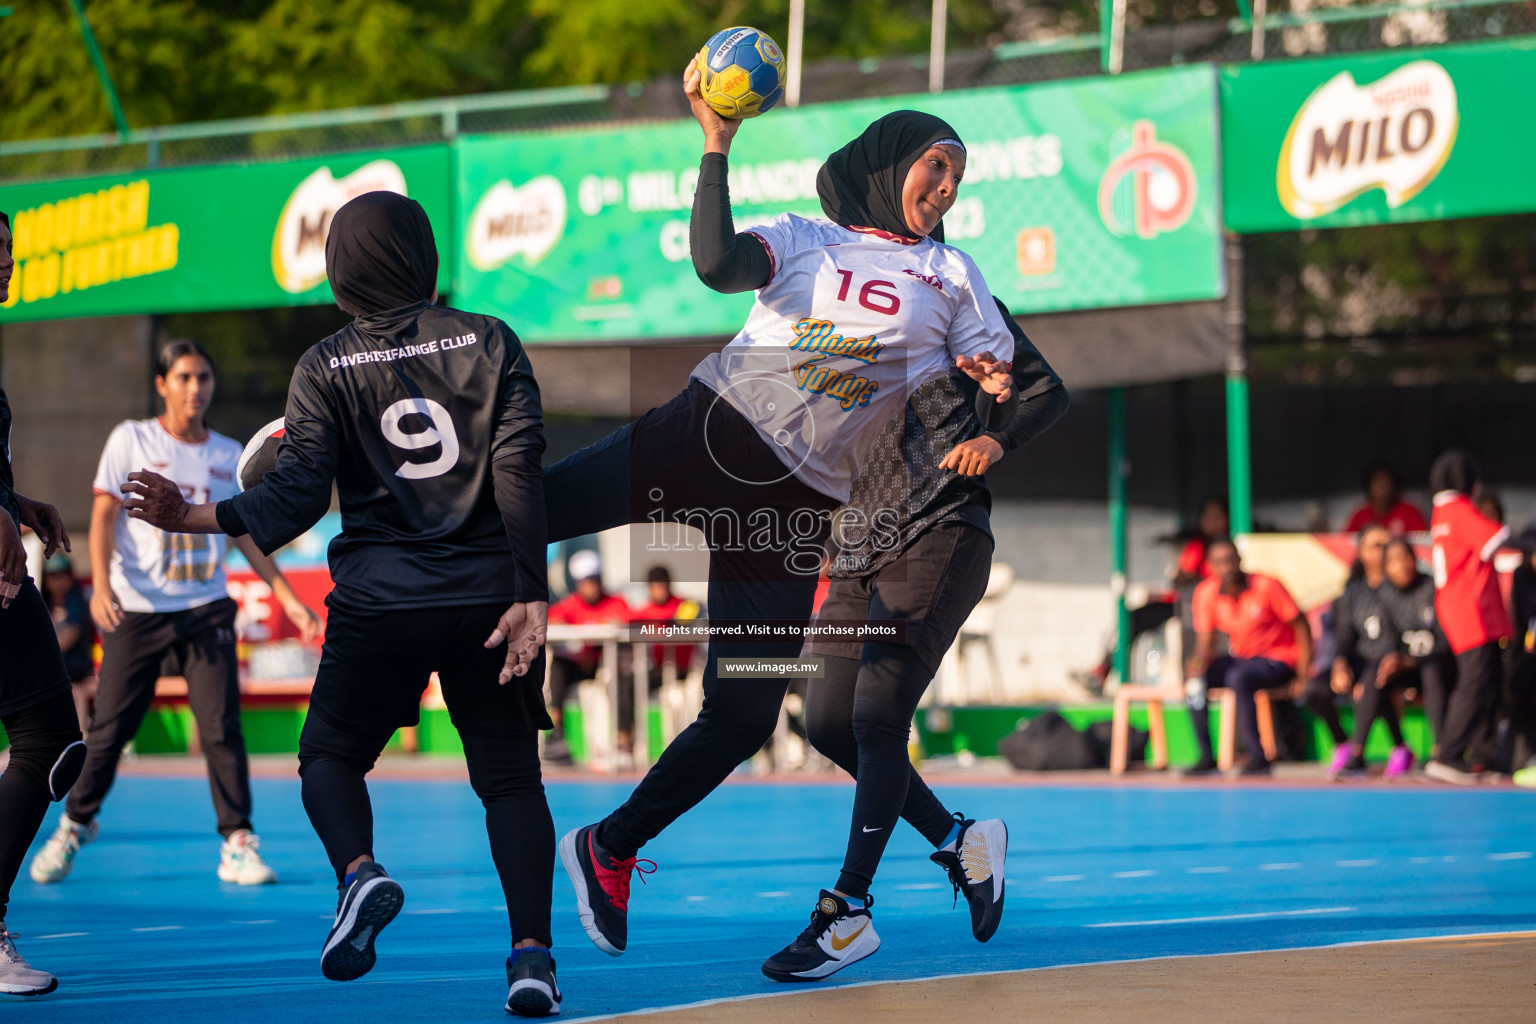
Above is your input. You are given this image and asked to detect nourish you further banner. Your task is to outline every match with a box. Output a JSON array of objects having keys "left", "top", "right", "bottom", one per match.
[{"left": 0, "top": 145, "right": 450, "bottom": 323}]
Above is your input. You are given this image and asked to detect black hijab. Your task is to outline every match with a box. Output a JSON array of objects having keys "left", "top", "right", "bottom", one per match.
[
  {"left": 1430, "top": 448, "right": 1480, "bottom": 495},
  {"left": 817, "top": 111, "right": 964, "bottom": 243},
  {"left": 325, "top": 191, "right": 438, "bottom": 318}
]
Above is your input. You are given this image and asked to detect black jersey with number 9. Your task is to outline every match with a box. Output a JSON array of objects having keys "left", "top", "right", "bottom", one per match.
[{"left": 219, "top": 302, "right": 546, "bottom": 612}]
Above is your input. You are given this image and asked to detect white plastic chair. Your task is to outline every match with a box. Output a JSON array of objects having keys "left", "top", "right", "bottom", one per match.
[{"left": 952, "top": 561, "right": 1014, "bottom": 704}]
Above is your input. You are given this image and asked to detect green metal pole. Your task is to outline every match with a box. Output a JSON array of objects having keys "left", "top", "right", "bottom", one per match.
[
  {"left": 1099, "top": 0, "right": 1113, "bottom": 73},
  {"left": 1108, "top": 387, "right": 1131, "bottom": 683},
  {"left": 1223, "top": 233, "right": 1254, "bottom": 536},
  {"left": 66, "top": 0, "right": 130, "bottom": 138},
  {"left": 1225, "top": 375, "right": 1253, "bottom": 536}
]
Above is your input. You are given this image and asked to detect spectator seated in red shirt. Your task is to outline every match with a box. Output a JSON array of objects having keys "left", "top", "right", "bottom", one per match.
[
  {"left": 1344, "top": 463, "right": 1427, "bottom": 535},
  {"left": 629, "top": 565, "right": 702, "bottom": 680},
  {"left": 1184, "top": 538, "right": 1313, "bottom": 776},
  {"left": 1425, "top": 450, "right": 1512, "bottom": 783},
  {"left": 545, "top": 549, "right": 633, "bottom": 762},
  {"left": 1173, "top": 497, "right": 1230, "bottom": 586}
]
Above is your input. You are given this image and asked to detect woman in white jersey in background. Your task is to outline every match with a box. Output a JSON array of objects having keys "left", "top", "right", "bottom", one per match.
[
  {"left": 550, "top": 58, "right": 1017, "bottom": 961},
  {"left": 30, "top": 340, "right": 319, "bottom": 887}
]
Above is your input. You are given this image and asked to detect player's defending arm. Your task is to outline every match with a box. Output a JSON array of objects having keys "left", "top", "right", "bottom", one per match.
[
  {"left": 124, "top": 355, "right": 339, "bottom": 548},
  {"left": 231, "top": 535, "right": 322, "bottom": 641},
  {"left": 943, "top": 300, "right": 1068, "bottom": 477},
  {"left": 684, "top": 55, "right": 772, "bottom": 294},
  {"left": 482, "top": 325, "right": 551, "bottom": 683}
]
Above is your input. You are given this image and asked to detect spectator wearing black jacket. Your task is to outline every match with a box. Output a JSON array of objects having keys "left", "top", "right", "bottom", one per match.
[
  {"left": 1305, "top": 528, "right": 1388, "bottom": 765},
  {"left": 1332, "top": 538, "right": 1453, "bottom": 779},
  {"left": 1376, "top": 537, "right": 1456, "bottom": 754},
  {"left": 1324, "top": 525, "right": 1398, "bottom": 779}
]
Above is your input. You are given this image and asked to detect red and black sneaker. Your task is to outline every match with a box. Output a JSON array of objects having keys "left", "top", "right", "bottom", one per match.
[{"left": 558, "top": 824, "right": 655, "bottom": 955}]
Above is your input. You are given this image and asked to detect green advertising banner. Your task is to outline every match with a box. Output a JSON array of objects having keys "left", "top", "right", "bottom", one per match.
[
  {"left": 1220, "top": 39, "right": 1536, "bottom": 233},
  {"left": 0, "top": 145, "right": 451, "bottom": 322},
  {"left": 455, "top": 65, "right": 1223, "bottom": 342}
]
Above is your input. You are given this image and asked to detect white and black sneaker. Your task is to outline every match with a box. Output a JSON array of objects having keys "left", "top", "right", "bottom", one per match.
[
  {"left": 761, "top": 890, "right": 880, "bottom": 982},
  {"left": 320, "top": 860, "right": 404, "bottom": 981},
  {"left": 930, "top": 814, "right": 1007, "bottom": 942},
  {"left": 504, "top": 947, "right": 562, "bottom": 1016}
]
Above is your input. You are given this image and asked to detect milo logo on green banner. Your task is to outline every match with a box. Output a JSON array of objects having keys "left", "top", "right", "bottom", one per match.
[
  {"left": 271, "top": 159, "right": 409, "bottom": 293},
  {"left": 1277, "top": 60, "right": 1458, "bottom": 220}
]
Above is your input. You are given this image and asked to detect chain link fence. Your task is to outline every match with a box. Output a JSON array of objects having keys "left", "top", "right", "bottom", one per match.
[{"left": 2, "top": 0, "right": 1532, "bottom": 183}]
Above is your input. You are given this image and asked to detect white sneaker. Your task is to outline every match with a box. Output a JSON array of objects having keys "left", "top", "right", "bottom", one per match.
[
  {"left": 218, "top": 830, "right": 277, "bottom": 885},
  {"left": 0, "top": 923, "right": 58, "bottom": 996},
  {"left": 28, "top": 815, "right": 98, "bottom": 884}
]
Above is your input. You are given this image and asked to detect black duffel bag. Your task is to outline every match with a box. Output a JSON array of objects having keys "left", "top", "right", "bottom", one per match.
[{"left": 998, "top": 710, "right": 1102, "bottom": 770}]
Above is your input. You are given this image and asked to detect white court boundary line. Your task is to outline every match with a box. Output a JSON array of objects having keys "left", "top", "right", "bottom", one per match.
[
  {"left": 562, "top": 927, "right": 1536, "bottom": 1023},
  {"left": 1085, "top": 906, "right": 1355, "bottom": 928}
]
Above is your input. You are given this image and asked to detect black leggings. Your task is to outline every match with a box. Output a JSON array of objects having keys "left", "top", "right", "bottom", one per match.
[
  {"left": 804, "top": 648, "right": 956, "bottom": 895},
  {"left": 1302, "top": 672, "right": 1348, "bottom": 746},
  {"left": 1350, "top": 655, "right": 1455, "bottom": 749},
  {"left": 0, "top": 691, "right": 82, "bottom": 920},
  {"left": 543, "top": 382, "right": 836, "bottom": 859},
  {"left": 297, "top": 602, "right": 555, "bottom": 946}
]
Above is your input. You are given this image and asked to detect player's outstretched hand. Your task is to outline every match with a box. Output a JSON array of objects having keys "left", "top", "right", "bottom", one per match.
[
  {"left": 684, "top": 52, "right": 742, "bottom": 151},
  {"left": 940, "top": 435, "right": 1004, "bottom": 478},
  {"left": 121, "top": 470, "right": 189, "bottom": 531},
  {"left": 485, "top": 600, "right": 549, "bottom": 684},
  {"left": 15, "top": 493, "right": 71, "bottom": 558},
  {"left": 956, "top": 351, "right": 1014, "bottom": 403}
]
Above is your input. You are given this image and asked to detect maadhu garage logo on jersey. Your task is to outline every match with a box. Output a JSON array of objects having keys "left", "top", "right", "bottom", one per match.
[{"left": 271, "top": 160, "right": 410, "bottom": 293}]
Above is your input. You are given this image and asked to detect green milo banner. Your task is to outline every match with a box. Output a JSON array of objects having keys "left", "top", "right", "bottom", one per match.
[
  {"left": 1220, "top": 39, "right": 1536, "bottom": 233},
  {"left": 0, "top": 145, "right": 451, "bottom": 322},
  {"left": 455, "top": 65, "right": 1223, "bottom": 342}
]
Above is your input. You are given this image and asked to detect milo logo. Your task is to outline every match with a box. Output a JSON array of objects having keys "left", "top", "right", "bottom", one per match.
[
  {"left": 465, "top": 176, "right": 568, "bottom": 271},
  {"left": 271, "top": 160, "right": 408, "bottom": 294},
  {"left": 1277, "top": 60, "right": 1458, "bottom": 220}
]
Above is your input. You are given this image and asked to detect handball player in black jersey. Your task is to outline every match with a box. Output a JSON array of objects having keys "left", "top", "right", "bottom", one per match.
[
  {"left": 0, "top": 210, "right": 87, "bottom": 997},
  {"left": 121, "top": 193, "right": 563, "bottom": 1016}
]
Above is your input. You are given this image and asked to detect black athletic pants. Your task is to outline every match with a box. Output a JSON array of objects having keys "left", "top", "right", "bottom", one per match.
[
  {"left": 1437, "top": 641, "right": 1505, "bottom": 768},
  {"left": 1349, "top": 654, "right": 1456, "bottom": 749},
  {"left": 0, "top": 693, "right": 81, "bottom": 922},
  {"left": 1301, "top": 672, "right": 1348, "bottom": 746},
  {"left": 804, "top": 523, "right": 994, "bottom": 896},
  {"left": 543, "top": 381, "right": 837, "bottom": 859},
  {"left": 67, "top": 598, "right": 252, "bottom": 836},
  {"left": 1506, "top": 653, "right": 1536, "bottom": 768},
  {"left": 1187, "top": 656, "right": 1293, "bottom": 766},
  {"left": 298, "top": 601, "right": 555, "bottom": 947},
  {"left": 0, "top": 579, "right": 82, "bottom": 921}
]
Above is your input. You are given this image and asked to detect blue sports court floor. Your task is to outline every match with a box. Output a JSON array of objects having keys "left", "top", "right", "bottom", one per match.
[{"left": 4, "top": 770, "right": 1534, "bottom": 1020}]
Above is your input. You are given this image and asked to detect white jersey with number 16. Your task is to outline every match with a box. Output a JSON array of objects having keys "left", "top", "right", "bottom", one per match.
[{"left": 690, "top": 213, "right": 1013, "bottom": 503}]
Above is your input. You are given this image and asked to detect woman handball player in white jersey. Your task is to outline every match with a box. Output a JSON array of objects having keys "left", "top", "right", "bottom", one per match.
[
  {"left": 30, "top": 340, "right": 319, "bottom": 889},
  {"left": 550, "top": 55, "right": 1020, "bottom": 964}
]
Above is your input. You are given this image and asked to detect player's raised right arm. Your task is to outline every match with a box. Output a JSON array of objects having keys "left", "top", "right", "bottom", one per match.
[{"left": 685, "top": 56, "right": 772, "bottom": 295}]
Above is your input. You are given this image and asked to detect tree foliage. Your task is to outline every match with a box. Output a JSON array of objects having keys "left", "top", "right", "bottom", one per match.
[{"left": 0, "top": 0, "right": 1027, "bottom": 141}]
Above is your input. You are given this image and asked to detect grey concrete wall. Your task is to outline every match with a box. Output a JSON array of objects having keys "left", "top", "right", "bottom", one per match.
[{"left": 1, "top": 316, "right": 156, "bottom": 548}]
